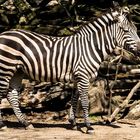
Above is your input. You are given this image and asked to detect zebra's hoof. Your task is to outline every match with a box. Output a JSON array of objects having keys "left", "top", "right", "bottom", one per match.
[
  {"left": 0, "top": 122, "right": 7, "bottom": 131},
  {"left": 69, "top": 118, "right": 77, "bottom": 130},
  {"left": 0, "top": 126, "right": 8, "bottom": 131},
  {"left": 68, "top": 118, "right": 76, "bottom": 126},
  {"left": 25, "top": 124, "right": 34, "bottom": 130},
  {"left": 86, "top": 127, "right": 94, "bottom": 134},
  {"left": 71, "top": 125, "right": 78, "bottom": 130}
]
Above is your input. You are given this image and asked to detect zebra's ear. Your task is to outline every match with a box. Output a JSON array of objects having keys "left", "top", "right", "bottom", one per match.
[
  {"left": 112, "top": 1, "right": 120, "bottom": 8},
  {"left": 122, "top": 6, "right": 130, "bottom": 15},
  {"left": 112, "top": 1, "right": 121, "bottom": 11},
  {"left": 111, "top": 1, "right": 121, "bottom": 20}
]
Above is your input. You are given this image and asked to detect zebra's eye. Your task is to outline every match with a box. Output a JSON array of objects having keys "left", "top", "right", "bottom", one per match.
[
  {"left": 120, "top": 26, "right": 129, "bottom": 32},
  {"left": 123, "top": 28, "right": 129, "bottom": 32}
]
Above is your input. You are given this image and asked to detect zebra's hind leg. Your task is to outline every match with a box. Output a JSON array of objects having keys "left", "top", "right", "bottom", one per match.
[
  {"left": 7, "top": 89, "right": 34, "bottom": 129},
  {"left": 68, "top": 90, "right": 79, "bottom": 130}
]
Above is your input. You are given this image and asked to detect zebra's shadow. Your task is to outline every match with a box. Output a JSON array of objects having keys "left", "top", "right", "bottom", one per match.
[{"left": 3, "top": 120, "right": 121, "bottom": 130}]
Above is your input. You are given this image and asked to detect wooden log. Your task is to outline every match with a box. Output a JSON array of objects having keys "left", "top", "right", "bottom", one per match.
[
  {"left": 129, "top": 69, "right": 140, "bottom": 74},
  {"left": 106, "top": 81, "right": 140, "bottom": 123}
]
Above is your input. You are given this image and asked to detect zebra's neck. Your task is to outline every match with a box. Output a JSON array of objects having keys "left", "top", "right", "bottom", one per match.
[
  {"left": 72, "top": 12, "right": 117, "bottom": 80},
  {"left": 77, "top": 12, "right": 117, "bottom": 62}
]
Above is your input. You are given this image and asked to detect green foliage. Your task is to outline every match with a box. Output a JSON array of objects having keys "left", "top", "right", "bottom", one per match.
[{"left": 89, "top": 114, "right": 99, "bottom": 121}]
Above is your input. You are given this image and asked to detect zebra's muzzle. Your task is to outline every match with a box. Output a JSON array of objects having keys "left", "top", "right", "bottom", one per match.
[
  {"left": 136, "top": 41, "right": 140, "bottom": 51},
  {"left": 135, "top": 41, "right": 140, "bottom": 55},
  {"left": 128, "top": 41, "right": 140, "bottom": 56}
]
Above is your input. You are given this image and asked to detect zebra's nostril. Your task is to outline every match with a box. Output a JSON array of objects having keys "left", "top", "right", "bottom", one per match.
[{"left": 127, "top": 45, "right": 135, "bottom": 51}]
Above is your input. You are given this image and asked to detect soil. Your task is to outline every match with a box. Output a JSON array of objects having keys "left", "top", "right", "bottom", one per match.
[{"left": 0, "top": 112, "right": 140, "bottom": 140}]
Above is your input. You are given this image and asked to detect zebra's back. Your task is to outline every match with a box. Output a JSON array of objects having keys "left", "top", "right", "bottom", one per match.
[{"left": 0, "top": 29, "right": 80, "bottom": 83}]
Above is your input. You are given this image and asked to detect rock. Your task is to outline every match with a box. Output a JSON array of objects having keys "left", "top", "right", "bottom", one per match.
[{"left": 126, "top": 104, "right": 140, "bottom": 119}]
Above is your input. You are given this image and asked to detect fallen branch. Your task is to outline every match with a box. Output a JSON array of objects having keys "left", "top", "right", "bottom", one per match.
[
  {"left": 117, "top": 119, "right": 136, "bottom": 125},
  {"left": 106, "top": 81, "right": 140, "bottom": 122}
]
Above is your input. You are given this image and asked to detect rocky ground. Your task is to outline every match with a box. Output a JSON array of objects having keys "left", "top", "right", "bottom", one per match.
[{"left": 0, "top": 111, "right": 140, "bottom": 140}]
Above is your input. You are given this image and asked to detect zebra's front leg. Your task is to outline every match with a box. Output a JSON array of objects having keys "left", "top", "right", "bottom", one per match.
[
  {"left": 69, "top": 90, "right": 79, "bottom": 129},
  {"left": 78, "top": 83, "right": 94, "bottom": 134},
  {"left": 7, "top": 89, "right": 34, "bottom": 129}
]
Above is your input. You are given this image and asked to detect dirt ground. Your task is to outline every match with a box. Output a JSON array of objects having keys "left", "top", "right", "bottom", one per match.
[{"left": 0, "top": 117, "right": 140, "bottom": 140}]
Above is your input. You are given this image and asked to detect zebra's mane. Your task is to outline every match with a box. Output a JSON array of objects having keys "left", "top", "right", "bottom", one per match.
[
  {"left": 75, "top": 10, "right": 117, "bottom": 33},
  {"left": 76, "top": 6, "right": 133, "bottom": 35}
]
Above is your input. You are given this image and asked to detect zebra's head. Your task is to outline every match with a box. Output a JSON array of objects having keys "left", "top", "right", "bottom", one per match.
[{"left": 112, "top": 2, "right": 140, "bottom": 55}]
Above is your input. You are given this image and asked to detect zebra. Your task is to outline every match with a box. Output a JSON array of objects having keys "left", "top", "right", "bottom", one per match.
[{"left": 0, "top": 3, "right": 140, "bottom": 133}]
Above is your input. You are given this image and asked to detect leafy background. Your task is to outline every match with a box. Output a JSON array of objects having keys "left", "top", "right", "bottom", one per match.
[{"left": 0, "top": 0, "right": 140, "bottom": 36}]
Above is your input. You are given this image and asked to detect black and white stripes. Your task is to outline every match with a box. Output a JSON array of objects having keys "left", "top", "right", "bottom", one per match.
[{"left": 0, "top": 5, "right": 139, "bottom": 133}]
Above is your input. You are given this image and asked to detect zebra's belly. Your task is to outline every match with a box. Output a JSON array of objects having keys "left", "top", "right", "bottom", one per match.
[
  {"left": 33, "top": 70, "right": 74, "bottom": 83},
  {"left": 52, "top": 71, "right": 73, "bottom": 83}
]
